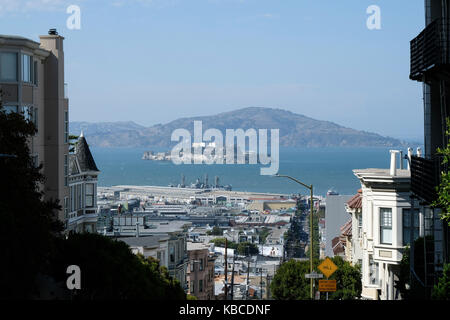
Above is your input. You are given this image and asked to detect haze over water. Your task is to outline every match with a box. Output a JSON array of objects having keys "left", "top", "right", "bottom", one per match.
[{"left": 91, "top": 146, "right": 412, "bottom": 196}]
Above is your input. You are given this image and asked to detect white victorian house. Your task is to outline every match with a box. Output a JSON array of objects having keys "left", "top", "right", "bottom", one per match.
[{"left": 353, "top": 150, "right": 421, "bottom": 300}]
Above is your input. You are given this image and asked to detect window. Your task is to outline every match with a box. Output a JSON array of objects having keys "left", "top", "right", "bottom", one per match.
[
  {"left": 369, "top": 255, "right": 379, "bottom": 285},
  {"left": 33, "top": 60, "right": 38, "bottom": 85},
  {"left": 380, "top": 208, "right": 392, "bottom": 244},
  {"left": 403, "top": 208, "right": 420, "bottom": 246},
  {"left": 32, "top": 155, "right": 39, "bottom": 168},
  {"left": 64, "top": 111, "right": 69, "bottom": 143},
  {"left": 0, "top": 52, "right": 18, "bottom": 81},
  {"left": 199, "top": 258, "right": 204, "bottom": 271},
  {"left": 190, "top": 281, "right": 195, "bottom": 294},
  {"left": 85, "top": 183, "right": 94, "bottom": 207},
  {"left": 190, "top": 261, "right": 195, "bottom": 272},
  {"left": 64, "top": 155, "right": 68, "bottom": 187},
  {"left": 357, "top": 213, "right": 362, "bottom": 239},
  {"left": 77, "top": 184, "right": 82, "bottom": 209},
  {"left": 170, "top": 246, "right": 175, "bottom": 263},
  {"left": 3, "top": 105, "right": 18, "bottom": 114},
  {"left": 22, "top": 54, "right": 32, "bottom": 83},
  {"left": 64, "top": 197, "right": 69, "bottom": 219},
  {"left": 199, "top": 280, "right": 203, "bottom": 293}
]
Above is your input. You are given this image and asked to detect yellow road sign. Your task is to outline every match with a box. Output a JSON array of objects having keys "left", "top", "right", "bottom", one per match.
[
  {"left": 318, "top": 258, "right": 338, "bottom": 278},
  {"left": 319, "top": 280, "right": 336, "bottom": 292}
]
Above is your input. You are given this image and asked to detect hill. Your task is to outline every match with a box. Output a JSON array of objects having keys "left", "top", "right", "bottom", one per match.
[{"left": 70, "top": 107, "right": 408, "bottom": 148}]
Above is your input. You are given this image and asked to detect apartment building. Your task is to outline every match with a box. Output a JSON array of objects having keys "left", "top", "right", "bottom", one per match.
[
  {"left": 187, "top": 242, "right": 216, "bottom": 300},
  {"left": 0, "top": 30, "right": 69, "bottom": 225},
  {"left": 408, "top": 0, "right": 450, "bottom": 295},
  {"left": 119, "top": 235, "right": 170, "bottom": 268}
]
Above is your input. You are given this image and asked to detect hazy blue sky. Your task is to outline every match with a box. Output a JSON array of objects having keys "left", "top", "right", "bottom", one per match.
[{"left": 0, "top": 0, "right": 425, "bottom": 141}]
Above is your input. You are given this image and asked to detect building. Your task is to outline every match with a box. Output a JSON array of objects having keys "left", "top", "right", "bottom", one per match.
[
  {"left": 353, "top": 150, "right": 420, "bottom": 300},
  {"left": 325, "top": 194, "right": 353, "bottom": 257},
  {"left": 187, "top": 242, "right": 216, "bottom": 300},
  {"left": 67, "top": 132, "right": 100, "bottom": 233},
  {"left": 119, "top": 235, "right": 170, "bottom": 268},
  {"left": 101, "top": 219, "right": 191, "bottom": 291},
  {"left": 345, "top": 190, "right": 364, "bottom": 267},
  {"left": 408, "top": 0, "right": 450, "bottom": 295},
  {"left": 0, "top": 30, "right": 69, "bottom": 225}
]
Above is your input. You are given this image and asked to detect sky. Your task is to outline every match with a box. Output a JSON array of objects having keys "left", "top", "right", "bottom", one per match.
[{"left": 0, "top": 0, "right": 425, "bottom": 142}]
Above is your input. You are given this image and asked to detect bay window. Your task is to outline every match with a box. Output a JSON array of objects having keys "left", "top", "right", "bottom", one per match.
[{"left": 0, "top": 52, "right": 18, "bottom": 81}]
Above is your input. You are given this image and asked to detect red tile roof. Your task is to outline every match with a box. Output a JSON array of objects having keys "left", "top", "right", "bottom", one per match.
[{"left": 346, "top": 190, "right": 362, "bottom": 209}]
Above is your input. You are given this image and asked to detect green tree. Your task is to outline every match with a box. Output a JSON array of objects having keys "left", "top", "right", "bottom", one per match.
[
  {"left": 0, "top": 98, "right": 63, "bottom": 299},
  {"left": 271, "top": 257, "right": 361, "bottom": 300},
  {"left": 209, "top": 238, "right": 238, "bottom": 249},
  {"left": 433, "top": 118, "right": 450, "bottom": 225},
  {"left": 305, "top": 211, "right": 320, "bottom": 260},
  {"left": 48, "top": 233, "right": 186, "bottom": 300},
  {"left": 270, "top": 259, "right": 312, "bottom": 300},
  {"left": 395, "top": 237, "right": 434, "bottom": 299},
  {"left": 432, "top": 263, "right": 450, "bottom": 300},
  {"left": 206, "top": 226, "right": 223, "bottom": 236},
  {"left": 237, "top": 242, "right": 259, "bottom": 256},
  {"left": 258, "top": 227, "right": 270, "bottom": 244},
  {"left": 323, "top": 256, "right": 362, "bottom": 300}
]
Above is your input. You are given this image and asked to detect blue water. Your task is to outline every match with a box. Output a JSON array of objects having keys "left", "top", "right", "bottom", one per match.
[{"left": 90, "top": 147, "right": 405, "bottom": 196}]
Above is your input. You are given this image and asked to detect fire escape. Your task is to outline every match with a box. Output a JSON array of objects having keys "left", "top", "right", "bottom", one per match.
[{"left": 409, "top": 17, "right": 450, "bottom": 294}]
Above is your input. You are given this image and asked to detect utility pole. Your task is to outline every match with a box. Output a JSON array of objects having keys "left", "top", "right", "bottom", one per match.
[
  {"left": 224, "top": 238, "right": 228, "bottom": 300},
  {"left": 230, "top": 255, "right": 235, "bottom": 300},
  {"left": 274, "top": 174, "right": 314, "bottom": 299}
]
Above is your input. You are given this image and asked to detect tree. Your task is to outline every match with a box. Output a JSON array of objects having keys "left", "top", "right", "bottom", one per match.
[
  {"left": 396, "top": 237, "right": 434, "bottom": 299},
  {"left": 206, "top": 226, "right": 223, "bottom": 236},
  {"left": 48, "top": 233, "right": 186, "bottom": 300},
  {"left": 270, "top": 257, "right": 361, "bottom": 300},
  {"left": 270, "top": 259, "right": 311, "bottom": 300},
  {"left": 323, "top": 256, "right": 362, "bottom": 300},
  {"left": 305, "top": 211, "right": 320, "bottom": 260},
  {"left": 432, "top": 263, "right": 450, "bottom": 300},
  {"left": 209, "top": 238, "right": 238, "bottom": 249},
  {"left": 433, "top": 118, "right": 450, "bottom": 225},
  {"left": 0, "top": 98, "right": 63, "bottom": 299},
  {"left": 237, "top": 242, "right": 259, "bottom": 256}
]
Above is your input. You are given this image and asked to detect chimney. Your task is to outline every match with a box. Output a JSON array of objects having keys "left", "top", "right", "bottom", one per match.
[
  {"left": 407, "top": 147, "right": 413, "bottom": 170},
  {"left": 390, "top": 150, "right": 400, "bottom": 176}
]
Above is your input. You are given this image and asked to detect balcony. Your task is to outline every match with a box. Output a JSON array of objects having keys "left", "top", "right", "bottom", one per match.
[
  {"left": 410, "top": 155, "right": 442, "bottom": 204},
  {"left": 410, "top": 19, "right": 450, "bottom": 81}
]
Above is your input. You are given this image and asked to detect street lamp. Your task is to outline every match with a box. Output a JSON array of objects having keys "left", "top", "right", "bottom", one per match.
[{"left": 274, "top": 173, "right": 315, "bottom": 300}]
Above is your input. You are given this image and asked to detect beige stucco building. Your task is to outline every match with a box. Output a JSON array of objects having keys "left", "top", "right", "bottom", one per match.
[
  {"left": 187, "top": 242, "right": 215, "bottom": 300},
  {"left": 0, "top": 30, "right": 69, "bottom": 227}
]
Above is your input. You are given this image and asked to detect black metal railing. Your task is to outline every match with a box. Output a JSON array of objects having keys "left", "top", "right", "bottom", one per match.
[
  {"left": 410, "top": 155, "right": 442, "bottom": 204},
  {"left": 410, "top": 19, "right": 450, "bottom": 81}
]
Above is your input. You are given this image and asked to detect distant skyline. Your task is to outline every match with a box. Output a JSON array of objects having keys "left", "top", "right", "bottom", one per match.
[{"left": 0, "top": 0, "right": 425, "bottom": 141}]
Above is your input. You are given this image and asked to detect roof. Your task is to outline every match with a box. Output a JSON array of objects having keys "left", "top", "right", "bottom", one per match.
[
  {"left": 331, "top": 236, "right": 345, "bottom": 255},
  {"left": 119, "top": 235, "right": 168, "bottom": 248},
  {"left": 346, "top": 190, "right": 362, "bottom": 209},
  {"left": 75, "top": 135, "right": 100, "bottom": 172},
  {"left": 340, "top": 219, "right": 352, "bottom": 237}
]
